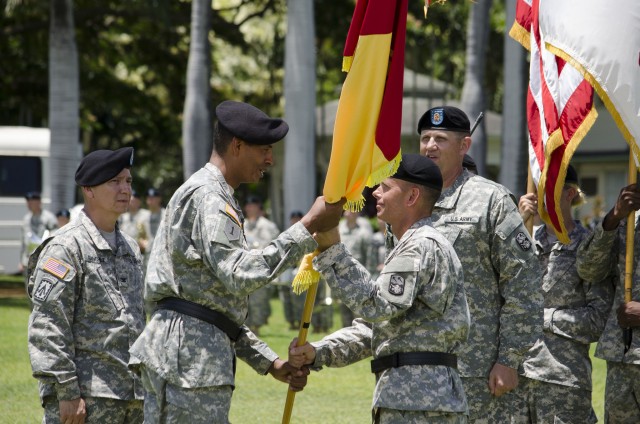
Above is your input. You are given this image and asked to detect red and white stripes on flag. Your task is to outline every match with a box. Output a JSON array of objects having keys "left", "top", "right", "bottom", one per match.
[{"left": 510, "top": 0, "right": 597, "bottom": 244}]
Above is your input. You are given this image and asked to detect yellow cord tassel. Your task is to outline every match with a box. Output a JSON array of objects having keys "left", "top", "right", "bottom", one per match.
[{"left": 292, "top": 251, "right": 321, "bottom": 295}]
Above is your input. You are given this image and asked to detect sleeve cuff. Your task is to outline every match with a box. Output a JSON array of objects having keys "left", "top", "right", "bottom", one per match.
[
  {"left": 55, "top": 379, "right": 81, "bottom": 401},
  {"left": 309, "top": 340, "right": 331, "bottom": 370},
  {"left": 256, "top": 349, "right": 281, "bottom": 376},
  {"left": 290, "top": 222, "right": 318, "bottom": 252},
  {"left": 497, "top": 351, "right": 523, "bottom": 370},
  {"left": 313, "top": 243, "right": 348, "bottom": 272}
]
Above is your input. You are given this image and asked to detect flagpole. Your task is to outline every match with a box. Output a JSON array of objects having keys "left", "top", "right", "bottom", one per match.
[
  {"left": 525, "top": 164, "right": 535, "bottom": 235},
  {"left": 281, "top": 280, "right": 320, "bottom": 424},
  {"left": 624, "top": 153, "right": 636, "bottom": 351}
]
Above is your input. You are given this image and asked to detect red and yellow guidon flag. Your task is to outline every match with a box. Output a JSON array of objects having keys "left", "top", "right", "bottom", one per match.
[{"left": 323, "top": 0, "right": 407, "bottom": 210}]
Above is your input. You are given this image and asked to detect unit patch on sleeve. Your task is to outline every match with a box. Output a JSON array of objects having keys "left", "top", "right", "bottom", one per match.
[
  {"left": 388, "top": 274, "right": 405, "bottom": 296},
  {"left": 224, "top": 218, "right": 241, "bottom": 242},
  {"left": 43, "top": 258, "right": 71, "bottom": 279},
  {"left": 515, "top": 231, "right": 532, "bottom": 251},
  {"left": 33, "top": 276, "right": 57, "bottom": 302}
]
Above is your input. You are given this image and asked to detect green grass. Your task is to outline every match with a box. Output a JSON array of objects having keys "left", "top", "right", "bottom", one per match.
[{"left": 0, "top": 278, "right": 607, "bottom": 423}]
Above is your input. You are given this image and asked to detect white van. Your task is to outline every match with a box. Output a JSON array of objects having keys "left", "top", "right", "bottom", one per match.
[{"left": 0, "top": 127, "right": 52, "bottom": 275}]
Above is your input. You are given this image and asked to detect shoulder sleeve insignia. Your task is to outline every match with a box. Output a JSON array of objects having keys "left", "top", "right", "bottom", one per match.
[
  {"left": 515, "top": 231, "right": 532, "bottom": 251},
  {"left": 224, "top": 219, "right": 241, "bottom": 242},
  {"left": 388, "top": 274, "right": 405, "bottom": 296},
  {"left": 33, "top": 276, "right": 57, "bottom": 302},
  {"left": 43, "top": 257, "right": 71, "bottom": 279}
]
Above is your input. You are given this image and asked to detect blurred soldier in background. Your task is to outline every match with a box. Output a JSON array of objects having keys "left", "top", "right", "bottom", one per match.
[
  {"left": 20, "top": 191, "right": 57, "bottom": 293},
  {"left": 337, "top": 210, "right": 372, "bottom": 327},
  {"left": 244, "top": 195, "right": 280, "bottom": 335},
  {"left": 119, "top": 190, "right": 150, "bottom": 247},
  {"left": 138, "top": 187, "right": 164, "bottom": 267}
]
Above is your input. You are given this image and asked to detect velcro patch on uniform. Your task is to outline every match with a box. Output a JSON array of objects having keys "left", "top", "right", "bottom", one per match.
[
  {"left": 388, "top": 274, "right": 405, "bottom": 296},
  {"left": 515, "top": 231, "right": 532, "bottom": 251},
  {"left": 43, "top": 258, "right": 71, "bottom": 279},
  {"left": 33, "top": 276, "right": 57, "bottom": 302},
  {"left": 225, "top": 204, "right": 242, "bottom": 227},
  {"left": 224, "top": 218, "right": 241, "bottom": 241}
]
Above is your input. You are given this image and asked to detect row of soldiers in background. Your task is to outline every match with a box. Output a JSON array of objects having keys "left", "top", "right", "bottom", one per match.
[{"left": 118, "top": 188, "right": 165, "bottom": 268}]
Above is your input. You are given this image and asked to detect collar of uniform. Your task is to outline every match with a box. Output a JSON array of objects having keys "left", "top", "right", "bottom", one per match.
[
  {"left": 535, "top": 221, "right": 586, "bottom": 252},
  {"left": 78, "top": 209, "right": 121, "bottom": 252},
  {"left": 204, "top": 162, "right": 243, "bottom": 218},
  {"left": 435, "top": 169, "right": 472, "bottom": 210}
]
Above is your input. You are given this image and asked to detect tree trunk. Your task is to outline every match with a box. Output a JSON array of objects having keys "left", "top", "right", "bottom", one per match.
[
  {"left": 182, "top": 0, "right": 212, "bottom": 180},
  {"left": 283, "top": 0, "right": 316, "bottom": 223},
  {"left": 460, "top": 0, "right": 493, "bottom": 177},
  {"left": 49, "top": 0, "right": 79, "bottom": 213},
  {"left": 498, "top": 0, "right": 528, "bottom": 196}
]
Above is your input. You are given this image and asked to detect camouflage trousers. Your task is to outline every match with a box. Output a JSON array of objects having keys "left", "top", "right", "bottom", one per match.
[
  {"left": 512, "top": 376, "right": 596, "bottom": 423},
  {"left": 246, "top": 285, "right": 272, "bottom": 329},
  {"left": 42, "top": 396, "right": 143, "bottom": 424},
  {"left": 140, "top": 365, "right": 233, "bottom": 424},
  {"left": 374, "top": 408, "right": 468, "bottom": 423},
  {"left": 461, "top": 376, "right": 520, "bottom": 424},
  {"left": 604, "top": 361, "right": 640, "bottom": 424}
]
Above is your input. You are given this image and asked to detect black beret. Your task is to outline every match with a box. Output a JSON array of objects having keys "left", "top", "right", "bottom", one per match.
[
  {"left": 417, "top": 106, "right": 471, "bottom": 134},
  {"left": 25, "top": 191, "right": 41, "bottom": 200},
  {"left": 75, "top": 147, "right": 134, "bottom": 186},
  {"left": 290, "top": 210, "right": 304, "bottom": 219},
  {"left": 215, "top": 100, "right": 289, "bottom": 145},
  {"left": 56, "top": 209, "right": 71, "bottom": 218},
  {"left": 392, "top": 154, "right": 443, "bottom": 191},
  {"left": 131, "top": 189, "right": 139, "bottom": 198},
  {"left": 147, "top": 187, "right": 162, "bottom": 197},
  {"left": 565, "top": 164, "right": 578, "bottom": 185}
]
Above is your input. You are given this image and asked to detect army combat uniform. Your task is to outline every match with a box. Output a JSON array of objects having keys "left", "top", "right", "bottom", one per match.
[
  {"left": 28, "top": 210, "right": 145, "bottom": 423},
  {"left": 516, "top": 223, "right": 612, "bottom": 423},
  {"left": 577, "top": 219, "right": 640, "bottom": 423},
  {"left": 129, "top": 163, "right": 317, "bottom": 423},
  {"left": 312, "top": 218, "right": 470, "bottom": 423},
  {"left": 430, "top": 170, "right": 543, "bottom": 423}
]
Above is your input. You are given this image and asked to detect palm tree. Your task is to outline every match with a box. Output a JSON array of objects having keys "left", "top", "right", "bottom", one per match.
[
  {"left": 460, "top": 0, "right": 492, "bottom": 177},
  {"left": 182, "top": 0, "right": 212, "bottom": 180},
  {"left": 283, "top": 0, "right": 316, "bottom": 222},
  {"left": 49, "top": 0, "right": 79, "bottom": 213}
]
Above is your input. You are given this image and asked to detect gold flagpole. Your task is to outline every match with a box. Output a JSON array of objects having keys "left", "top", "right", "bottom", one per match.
[
  {"left": 525, "top": 164, "right": 536, "bottom": 235},
  {"left": 281, "top": 280, "right": 320, "bottom": 424},
  {"left": 624, "top": 154, "right": 636, "bottom": 351}
]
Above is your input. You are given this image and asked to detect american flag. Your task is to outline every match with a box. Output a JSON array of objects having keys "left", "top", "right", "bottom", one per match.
[
  {"left": 510, "top": 0, "right": 597, "bottom": 244},
  {"left": 43, "top": 257, "right": 70, "bottom": 279}
]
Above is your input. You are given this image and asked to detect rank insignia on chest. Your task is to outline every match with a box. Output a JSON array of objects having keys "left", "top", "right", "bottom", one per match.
[
  {"left": 388, "top": 274, "right": 405, "bottom": 296},
  {"left": 515, "top": 231, "right": 532, "bottom": 251},
  {"left": 43, "top": 257, "right": 71, "bottom": 279},
  {"left": 33, "top": 276, "right": 57, "bottom": 302}
]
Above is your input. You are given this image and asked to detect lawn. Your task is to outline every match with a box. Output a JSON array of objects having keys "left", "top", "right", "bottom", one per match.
[{"left": 0, "top": 277, "right": 606, "bottom": 423}]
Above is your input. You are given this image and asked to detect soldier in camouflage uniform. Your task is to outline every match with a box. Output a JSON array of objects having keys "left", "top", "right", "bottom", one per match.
[
  {"left": 338, "top": 210, "right": 372, "bottom": 327},
  {"left": 515, "top": 165, "right": 613, "bottom": 423},
  {"left": 576, "top": 183, "right": 640, "bottom": 423},
  {"left": 128, "top": 101, "right": 344, "bottom": 423},
  {"left": 417, "top": 106, "right": 543, "bottom": 423},
  {"left": 28, "top": 147, "right": 145, "bottom": 423},
  {"left": 290, "top": 154, "right": 470, "bottom": 423},
  {"left": 243, "top": 195, "right": 280, "bottom": 335}
]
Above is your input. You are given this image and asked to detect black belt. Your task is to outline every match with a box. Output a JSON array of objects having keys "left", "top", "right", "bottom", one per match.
[
  {"left": 370, "top": 351, "right": 457, "bottom": 374},
  {"left": 155, "top": 297, "right": 242, "bottom": 342}
]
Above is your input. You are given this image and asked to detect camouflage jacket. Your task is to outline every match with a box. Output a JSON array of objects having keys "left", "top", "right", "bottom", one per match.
[
  {"left": 521, "top": 223, "right": 612, "bottom": 389},
  {"left": 577, "top": 219, "right": 640, "bottom": 363},
  {"left": 27, "top": 210, "right": 145, "bottom": 403},
  {"left": 312, "top": 218, "right": 470, "bottom": 413},
  {"left": 129, "top": 163, "right": 317, "bottom": 388},
  {"left": 430, "top": 170, "right": 543, "bottom": 377}
]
